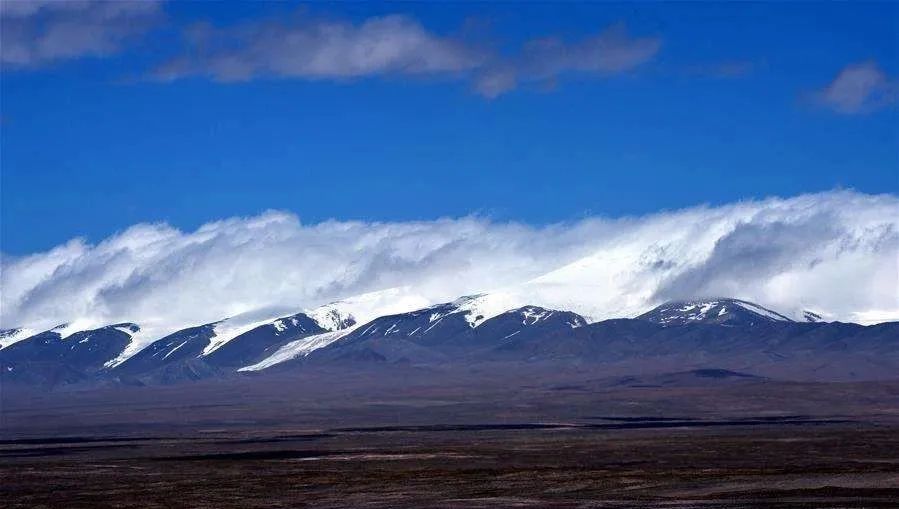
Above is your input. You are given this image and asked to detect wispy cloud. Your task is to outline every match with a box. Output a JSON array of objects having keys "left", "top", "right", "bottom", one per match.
[
  {"left": 0, "top": 0, "right": 163, "bottom": 67},
  {"left": 474, "top": 24, "right": 661, "bottom": 98},
  {"left": 815, "top": 61, "right": 897, "bottom": 114},
  {"left": 150, "top": 12, "right": 659, "bottom": 98},
  {"left": 2, "top": 191, "right": 897, "bottom": 342}
]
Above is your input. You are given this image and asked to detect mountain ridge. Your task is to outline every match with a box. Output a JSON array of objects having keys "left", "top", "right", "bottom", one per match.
[{"left": 2, "top": 294, "right": 897, "bottom": 388}]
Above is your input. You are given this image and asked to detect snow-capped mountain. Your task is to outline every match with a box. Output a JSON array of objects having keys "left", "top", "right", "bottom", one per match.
[
  {"left": 340, "top": 295, "right": 501, "bottom": 344},
  {"left": 327, "top": 298, "right": 586, "bottom": 351},
  {"left": 637, "top": 299, "right": 794, "bottom": 327},
  {"left": 239, "top": 296, "right": 498, "bottom": 371},
  {"left": 97, "top": 287, "right": 426, "bottom": 371},
  {"left": 108, "top": 311, "right": 334, "bottom": 383},
  {"left": 108, "top": 323, "right": 218, "bottom": 381},
  {"left": 1, "top": 323, "right": 139, "bottom": 385},
  {"left": 472, "top": 305, "right": 587, "bottom": 337},
  {"left": 296, "top": 301, "right": 588, "bottom": 367},
  {"left": 4, "top": 287, "right": 898, "bottom": 388},
  {"left": 102, "top": 306, "right": 296, "bottom": 369},
  {"left": 204, "top": 312, "right": 326, "bottom": 368},
  {"left": 229, "top": 288, "right": 439, "bottom": 373},
  {"left": 0, "top": 287, "right": 434, "bottom": 384},
  {"left": 241, "top": 301, "right": 587, "bottom": 371},
  {"left": 457, "top": 306, "right": 588, "bottom": 353}
]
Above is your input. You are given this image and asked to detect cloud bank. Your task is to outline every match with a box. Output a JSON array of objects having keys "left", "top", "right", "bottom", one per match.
[{"left": 2, "top": 191, "right": 897, "bottom": 344}]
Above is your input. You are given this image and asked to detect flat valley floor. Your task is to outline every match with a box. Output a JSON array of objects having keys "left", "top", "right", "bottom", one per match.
[{"left": 3, "top": 368, "right": 899, "bottom": 508}]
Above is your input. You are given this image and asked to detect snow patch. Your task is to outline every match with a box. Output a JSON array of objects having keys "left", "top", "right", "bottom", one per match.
[
  {"left": 502, "top": 330, "right": 521, "bottom": 340},
  {"left": 163, "top": 340, "right": 190, "bottom": 360},
  {"left": 422, "top": 317, "right": 443, "bottom": 334},
  {"left": 0, "top": 328, "right": 37, "bottom": 349},
  {"left": 451, "top": 293, "right": 524, "bottom": 327},
  {"left": 204, "top": 317, "right": 281, "bottom": 356},
  {"left": 520, "top": 307, "right": 553, "bottom": 325},
  {"left": 51, "top": 319, "right": 102, "bottom": 340},
  {"left": 238, "top": 328, "right": 354, "bottom": 372},
  {"left": 731, "top": 300, "right": 792, "bottom": 322}
]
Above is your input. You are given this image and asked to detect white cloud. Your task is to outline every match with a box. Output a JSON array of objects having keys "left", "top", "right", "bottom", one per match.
[
  {"left": 816, "top": 61, "right": 897, "bottom": 114},
  {"left": 152, "top": 13, "right": 486, "bottom": 82},
  {"left": 0, "top": 0, "right": 163, "bottom": 67},
  {"left": 2, "top": 191, "right": 897, "bottom": 346}
]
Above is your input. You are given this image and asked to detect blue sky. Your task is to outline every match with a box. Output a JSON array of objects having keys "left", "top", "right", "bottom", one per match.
[{"left": 1, "top": 1, "right": 897, "bottom": 255}]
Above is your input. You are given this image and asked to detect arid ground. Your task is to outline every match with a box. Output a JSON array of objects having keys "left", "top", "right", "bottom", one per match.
[{"left": 3, "top": 369, "right": 899, "bottom": 508}]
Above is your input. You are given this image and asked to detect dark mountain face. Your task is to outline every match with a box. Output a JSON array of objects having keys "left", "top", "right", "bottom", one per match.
[
  {"left": 456, "top": 306, "right": 588, "bottom": 354},
  {"left": 341, "top": 303, "right": 473, "bottom": 346},
  {"left": 482, "top": 318, "right": 665, "bottom": 362},
  {"left": 0, "top": 324, "right": 136, "bottom": 386},
  {"left": 637, "top": 299, "right": 793, "bottom": 327}
]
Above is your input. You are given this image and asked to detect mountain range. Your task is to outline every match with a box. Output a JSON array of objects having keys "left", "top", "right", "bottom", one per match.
[{"left": 2, "top": 291, "right": 897, "bottom": 389}]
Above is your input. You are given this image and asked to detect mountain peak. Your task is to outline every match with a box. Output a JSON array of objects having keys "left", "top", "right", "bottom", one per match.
[
  {"left": 800, "top": 310, "right": 824, "bottom": 323},
  {"left": 637, "top": 298, "right": 794, "bottom": 326}
]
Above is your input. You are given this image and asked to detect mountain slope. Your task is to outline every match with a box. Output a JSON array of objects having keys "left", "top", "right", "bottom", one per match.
[
  {"left": 449, "top": 306, "right": 587, "bottom": 353},
  {"left": 292, "top": 298, "right": 483, "bottom": 366},
  {"left": 110, "top": 324, "right": 218, "bottom": 382},
  {"left": 109, "top": 311, "right": 334, "bottom": 383},
  {"left": 204, "top": 313, "right": 326, "bottom": 368}
]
